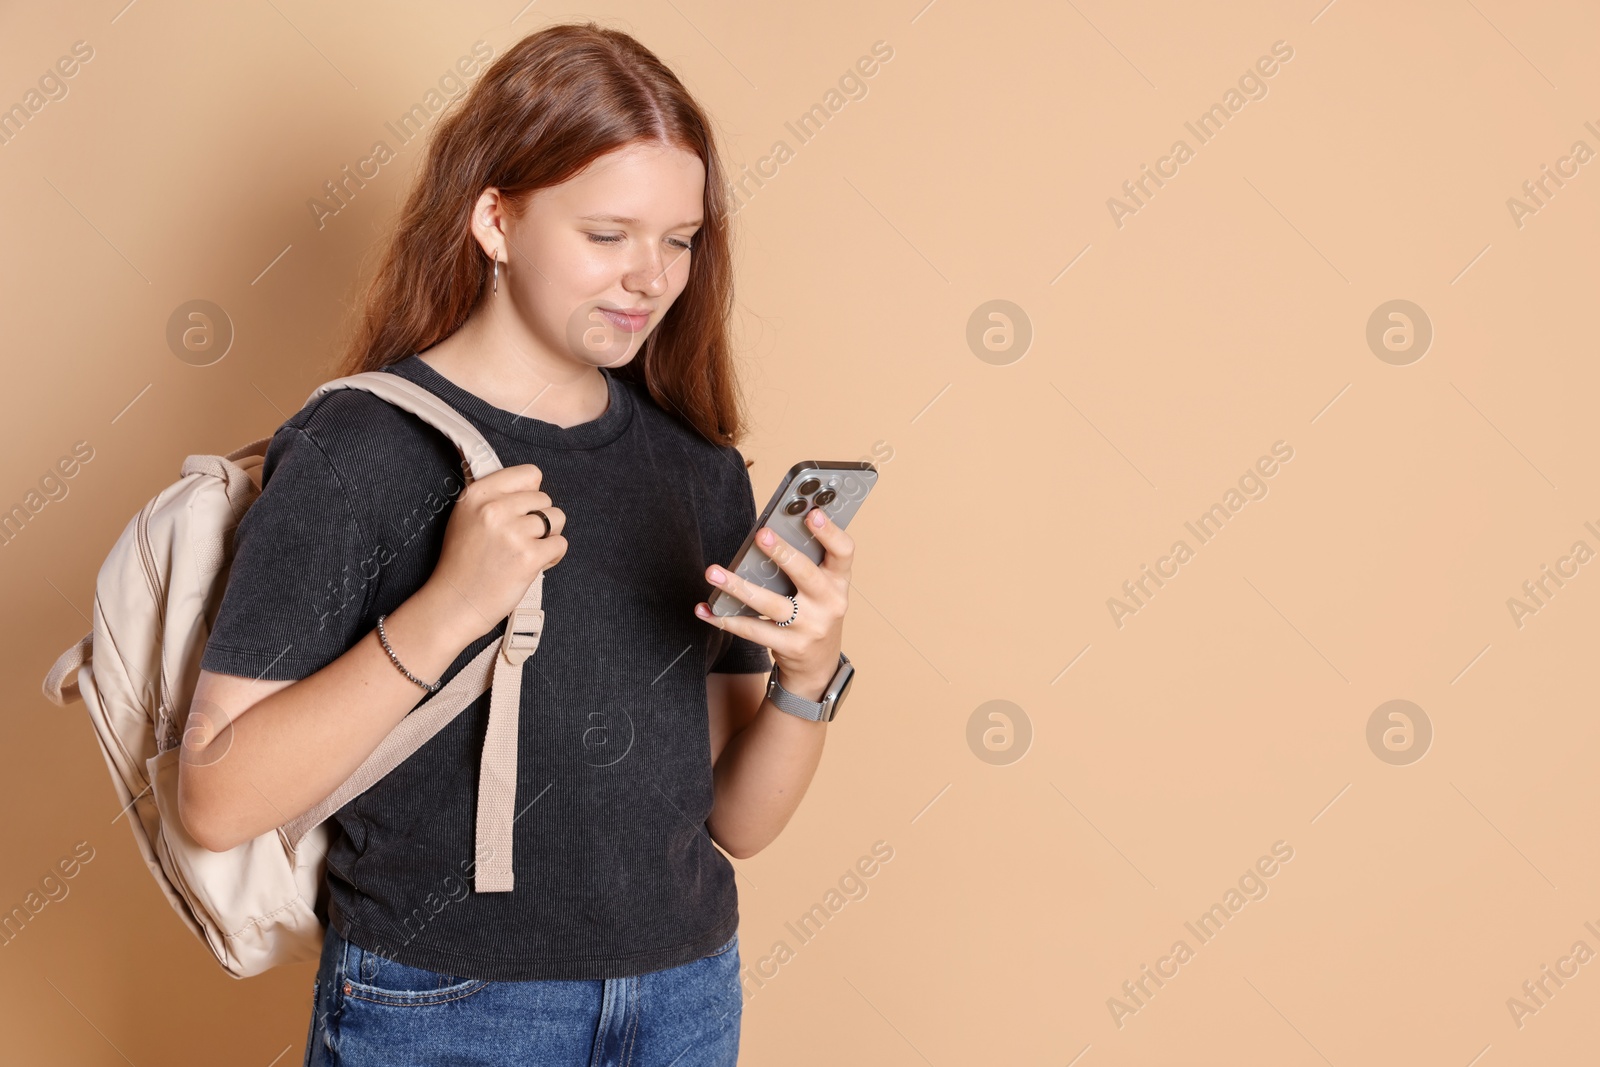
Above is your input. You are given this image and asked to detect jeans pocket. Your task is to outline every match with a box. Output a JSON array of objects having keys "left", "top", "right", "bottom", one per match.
[{"left": 342, "top": 942, "right": 490, "bottom": 1007}]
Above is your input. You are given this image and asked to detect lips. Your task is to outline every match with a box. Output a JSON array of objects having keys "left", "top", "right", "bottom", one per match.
[{"left": 597, "top": 307, "right": 650, "bottom": 333}]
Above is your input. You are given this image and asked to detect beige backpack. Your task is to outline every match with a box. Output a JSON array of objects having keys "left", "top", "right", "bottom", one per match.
[{"left": 41, "top": 372, "right": 544, "bottom": 979}]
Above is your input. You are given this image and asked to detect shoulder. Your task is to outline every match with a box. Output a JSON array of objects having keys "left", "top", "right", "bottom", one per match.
[
  {"left": 267, "top": 377, "right": 461, "bottom": 493},
  {"left": 621, "top": 377, "right": 754, "bottom": 495}
]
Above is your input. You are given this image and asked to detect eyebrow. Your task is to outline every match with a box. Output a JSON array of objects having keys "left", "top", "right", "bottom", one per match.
[{"left": 579, "top": 213, "right": 703, "bottom": 228}]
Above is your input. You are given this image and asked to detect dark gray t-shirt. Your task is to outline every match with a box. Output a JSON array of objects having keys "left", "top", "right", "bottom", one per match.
[{"left": 199, "top": 354, "right": 771, "bottom": 981}]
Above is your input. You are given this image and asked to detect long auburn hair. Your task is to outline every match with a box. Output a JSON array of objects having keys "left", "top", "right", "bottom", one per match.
[{"left": 335, "top": 22, "right": 747, "bottom": 448}]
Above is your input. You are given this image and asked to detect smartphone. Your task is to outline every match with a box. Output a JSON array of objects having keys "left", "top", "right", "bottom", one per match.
[{"left": 708, "top": 461, "right": 879, "bottom": 618}]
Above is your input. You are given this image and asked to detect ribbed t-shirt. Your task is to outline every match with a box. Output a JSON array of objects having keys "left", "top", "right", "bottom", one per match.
[{"left": 198, "top": 354, "right": 772, "bottom": 981}]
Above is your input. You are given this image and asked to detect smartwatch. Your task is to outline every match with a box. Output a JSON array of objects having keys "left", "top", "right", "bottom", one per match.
[{"left": 766, "top": 652, "right": 854, "bottom": 722}]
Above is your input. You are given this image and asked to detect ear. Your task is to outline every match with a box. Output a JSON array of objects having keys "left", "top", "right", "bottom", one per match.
[{"left": 469, "top": 187, "right": 511, "bottom": 259}]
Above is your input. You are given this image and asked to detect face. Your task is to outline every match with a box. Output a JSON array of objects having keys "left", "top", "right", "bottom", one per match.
[{"left": 484, "top": 140, "right": 706, "bottom": 371}]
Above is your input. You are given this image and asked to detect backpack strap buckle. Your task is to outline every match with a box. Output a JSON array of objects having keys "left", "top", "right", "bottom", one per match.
[{"left": 501, "top": 606, "right": 544, "bottom": 664}]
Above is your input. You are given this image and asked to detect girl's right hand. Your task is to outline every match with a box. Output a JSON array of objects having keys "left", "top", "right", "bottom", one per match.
[{"left": 423, "top": 462, "right": 568, "bottom": 640}]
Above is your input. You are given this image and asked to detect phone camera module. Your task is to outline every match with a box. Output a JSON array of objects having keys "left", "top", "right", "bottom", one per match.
[
  {"left": 796, "top": 477, "right": 821, "bottom": 495},
  {"left": 813, "top": 488, "right": 837, "bottom": 507},
  {"left": 783, "top": 497, "right": 809, "bottom": 515}
]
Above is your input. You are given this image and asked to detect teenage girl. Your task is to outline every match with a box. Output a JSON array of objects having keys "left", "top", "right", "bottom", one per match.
[{"left": 178, "top": 22, "right": 858, "bottom": 1066}]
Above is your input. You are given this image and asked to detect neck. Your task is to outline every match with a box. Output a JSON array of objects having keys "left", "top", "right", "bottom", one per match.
[{"left": 418, "top": 304, "right": 609, "bottom": 429}]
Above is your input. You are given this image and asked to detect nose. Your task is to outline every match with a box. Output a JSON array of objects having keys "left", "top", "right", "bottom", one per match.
[{"left": 622, "top": 245, "right": 671, "bottom": 298}]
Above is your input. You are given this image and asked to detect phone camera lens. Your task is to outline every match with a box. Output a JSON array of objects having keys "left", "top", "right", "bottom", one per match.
[
  {"left": 783, "top": 497, "right": 809, "bottom": 515},
  {"left": 796, "top": 477, "right": 821, "bottom": 495},
  {"left": 813, "top": 488, "right": 836, "bottom": 507}
]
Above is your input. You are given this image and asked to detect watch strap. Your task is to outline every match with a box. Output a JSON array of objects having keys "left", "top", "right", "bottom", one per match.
[
  {"left": 767, "top": 653, "right": 851, "bottom": 722},
  {"left": 767, "top": 673, "right": 828, "bottom": 721}
]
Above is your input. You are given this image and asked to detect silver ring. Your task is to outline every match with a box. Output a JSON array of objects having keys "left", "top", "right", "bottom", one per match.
[
  {"left": 529, "top": 508, "right": 551, "bottom": 538},
  {"left": 774, "top": 594, "right": 799, "bottom": 627}
]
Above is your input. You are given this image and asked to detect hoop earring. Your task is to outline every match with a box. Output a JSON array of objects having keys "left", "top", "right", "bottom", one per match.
[{"left": 493, "top": 255, "right": 500, "bottom": 294}]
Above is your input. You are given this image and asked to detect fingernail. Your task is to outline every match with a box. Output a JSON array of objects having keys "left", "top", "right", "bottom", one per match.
[
  {"left": 810, "top": 509, "right": 826, "bottom": 527},
  {"left": 759, "top": 528, "right": 775, "bottom": 546},
  {"left": 708, "top": 567, "right": 726, "bottom": 584},
  {"left": 695, "top": 604, "right": 711, "bottom": 617}
]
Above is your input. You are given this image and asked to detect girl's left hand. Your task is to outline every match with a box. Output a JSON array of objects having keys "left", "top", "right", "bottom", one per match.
[{"left": 694, "top": 507, "right": 853, "bottom": 701}]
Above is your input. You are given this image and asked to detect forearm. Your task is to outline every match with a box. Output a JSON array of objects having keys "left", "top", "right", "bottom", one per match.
[
  {"left": 697, "top": 500, "right": 861, "bottom": 859},
  {"left": 181, "top": 583, "right": 479, "bottom": 851},
  {"left": 707, "top": 675, "right": 831, "bottom": 859}
]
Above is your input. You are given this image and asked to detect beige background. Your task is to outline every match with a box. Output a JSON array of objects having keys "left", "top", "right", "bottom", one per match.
[{"left": 3, "top": 0, "right": 1597, "bottom": 1063}]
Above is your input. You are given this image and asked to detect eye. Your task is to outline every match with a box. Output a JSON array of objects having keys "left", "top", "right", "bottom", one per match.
[
  {"left": 668, "top": 237, "right": 694, "bottom": 251},
  {"left": 587, "top": 232, "right": 624, "bottom": 244}
]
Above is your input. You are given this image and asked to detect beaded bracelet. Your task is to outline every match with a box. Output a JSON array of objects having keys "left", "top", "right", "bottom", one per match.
[{"left": 375, "top": 614, "right": 441, "bottom": 693}]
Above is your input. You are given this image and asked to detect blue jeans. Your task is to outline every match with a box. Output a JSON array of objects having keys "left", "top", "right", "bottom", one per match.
[{"left": 303, "top": 923, "right": 742, "bottom": 1066}]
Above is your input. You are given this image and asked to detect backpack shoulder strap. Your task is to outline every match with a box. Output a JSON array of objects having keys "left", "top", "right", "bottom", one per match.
[
  {"left": 286, "top": 366, "right": 542, "bottom": 893},
  {"left": 280, "top": 636, "right": 499, "bottom": 844},
  {"left": 306, "top": 371, "right": 502, "bottom": 483},
  {"left": 278, "top": 575, "right": 543, "bottom": 894}
]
